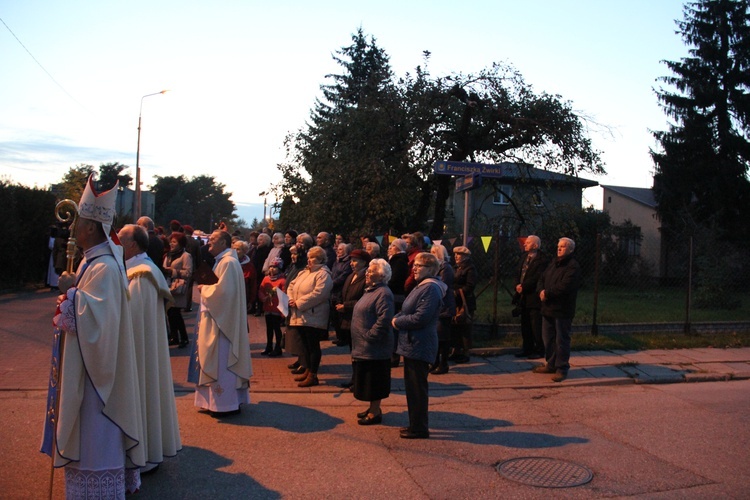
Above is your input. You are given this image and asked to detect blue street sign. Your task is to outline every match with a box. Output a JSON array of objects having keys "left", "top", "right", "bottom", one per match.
[{"left": 433, "top": 160, "right": 510, "bottom": 178}]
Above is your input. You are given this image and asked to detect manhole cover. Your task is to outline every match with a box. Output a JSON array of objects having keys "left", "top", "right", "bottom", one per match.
[{"left": 496, "top": 457, "right": 593, "bottom": 488}]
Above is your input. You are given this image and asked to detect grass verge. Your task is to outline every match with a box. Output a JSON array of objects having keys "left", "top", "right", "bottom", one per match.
[{"left": 474, "top": 330, "right": 750, "bottom": 351}]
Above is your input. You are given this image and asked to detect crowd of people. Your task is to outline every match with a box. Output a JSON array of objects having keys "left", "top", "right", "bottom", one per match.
[{"left": 44, "top": 174, "right": 581, "bottom": 497}]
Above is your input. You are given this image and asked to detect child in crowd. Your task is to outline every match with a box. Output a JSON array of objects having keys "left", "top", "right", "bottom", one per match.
[{"left": 258, "top": 258, "right": 287, "bottom": 356}]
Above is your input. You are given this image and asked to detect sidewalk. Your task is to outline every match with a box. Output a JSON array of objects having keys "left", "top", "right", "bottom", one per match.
[{"left": 169, "top": 313, "right": 750, "bottom": 395}]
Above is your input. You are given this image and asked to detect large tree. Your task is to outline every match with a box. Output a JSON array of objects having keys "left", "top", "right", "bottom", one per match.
[
  {"left": 151, "top": 174, "right": 236, "bottom": 232},
  {"left": 275, "top": 29, "right": 604, "bottom": 238},
  {"left": 276, "top": 29, "right": 420, "bottom": 236},
  {"left": 651, "top": 0, "right": 750, "bottom": 243},
  {"left": 97, "top": 162, "right": 133, "bottom": 191}
]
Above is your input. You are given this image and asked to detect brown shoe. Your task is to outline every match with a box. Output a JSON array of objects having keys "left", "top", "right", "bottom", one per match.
[
  {"left": 293, "top": 370, "right": 309, "bottom": 382},
  {"left": 532, "top": 365, "right": 555, "bottom": 374},
  {"left": 298, "top": 374, "right": 319, "bottom": 387},
  {"left": 552, "top": 372, "right": 568, "bottom": 382}
]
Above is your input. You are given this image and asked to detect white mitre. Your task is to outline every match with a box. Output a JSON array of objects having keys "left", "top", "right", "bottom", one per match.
[{"left": 79, "top": 173, "right": 129, "bottom": 289}]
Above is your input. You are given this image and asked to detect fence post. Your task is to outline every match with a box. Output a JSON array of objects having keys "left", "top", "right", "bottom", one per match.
[
  {"left": 684, "top": 235, "right": 693, "bottom": 334},
  {"left": 591, "top": 233, "right": 600, "bottom": 336},
  {"left": 491, "top": 227, "right": 499, "bottom": 338}
]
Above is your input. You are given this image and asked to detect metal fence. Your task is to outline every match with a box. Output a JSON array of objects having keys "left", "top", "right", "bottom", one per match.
[{"left": 448, "top": 233, "right": 750, "bottom": 335}]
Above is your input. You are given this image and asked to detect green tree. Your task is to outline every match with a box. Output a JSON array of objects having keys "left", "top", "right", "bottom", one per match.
[
  {"left": 275, "top": 29, "right": 604, "bottom": 238},
  {"left": 56, "top": 164, "right": 93, "bottom": 201},
  {"left": 151, "top": 174, "right": 236, "bottom": 232},
  {"left": 651, "top": 0, "right": 750, "bottom": 243},
  {"left": 276, "top": 28, "right": 418, "bottom": 237},
  {"left": 97, "top": 162, "right": 132, "bottom": 191}
]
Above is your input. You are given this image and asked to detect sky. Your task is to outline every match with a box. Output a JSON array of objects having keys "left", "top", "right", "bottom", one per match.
[{"left": 0, "top": 0, "right": 689, "bottom": 225}]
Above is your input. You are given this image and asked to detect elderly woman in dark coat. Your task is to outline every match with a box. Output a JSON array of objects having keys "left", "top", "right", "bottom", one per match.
[
  {"left": 450, "top": 245, "right": 477, "bottom": 364},
  {"left": 350, "top": 258, "right": 394, "bottom": 425},
  {"left": 430, "top": 244, "right": 456, "bottom": 374},
  {"left": 392, "top": 252, "right": 447, "bottom": 439}
]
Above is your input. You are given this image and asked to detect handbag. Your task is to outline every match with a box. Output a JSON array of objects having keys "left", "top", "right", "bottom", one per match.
[
  {"left": 452, "top": 288, "right": 473, "bottom": 325},
  {"left": 170, "top": 277, "right": 187, "bottom": 296}
]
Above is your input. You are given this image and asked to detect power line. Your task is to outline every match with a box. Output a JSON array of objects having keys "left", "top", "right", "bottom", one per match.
[{"left": 0, "top": 15, "right": 88, "bottom": 111}]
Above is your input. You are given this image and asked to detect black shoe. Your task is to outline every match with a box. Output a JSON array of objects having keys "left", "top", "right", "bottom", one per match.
[
  {"left": 358, "top": 413, "right": 382, "bottom": 426},
  {"left": 430, "top": 365, "right": 449, "bottom": 375},
  {"left": 357, "top": 409, "right": 370, "bottom": 419},
  {"left": 168, "top": 339, "right": 179, "bottom": 346},
  {"left": 261, "top": 348, "right": 272, "bottom": 355},
  {"left": 400, "top": 429, "right": 429, "bottom": 439},
  {"left": 211, "top": 408, "right": 241, "bottom": 418},
  {"left": 515, "top": 351, "right": 532, "bottom": 358},
  {"left": 291, "top": 365, "right": 306, "bottom": 375},
  {"left": 452, "top": 354, "right": 470, "bottom": 364},
  {"left": 268, "top": 349, "right": 282, "bottom": 357},
  {"left": 527, "top": 352, "right": 543, "bottom": 360},
  {"left": 179, "top": 340, "right": 189, "bottom": 348},
  {"left": 253, "top": 311, "right": 263, "bottom": 317},
  {"left": 288, "top": 361, "right": 300, "bottom": 370}
]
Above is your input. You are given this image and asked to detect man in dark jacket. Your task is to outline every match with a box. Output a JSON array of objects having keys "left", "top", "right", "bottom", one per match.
[
  {"left": 534, "top": 237, "right": 581, "bottom": 382},
  {"left": 137, "top": 216, "right": 165, "bottom": 273},
  {"left": 514, "top": 235, "right": 548, "bottom": 359}
]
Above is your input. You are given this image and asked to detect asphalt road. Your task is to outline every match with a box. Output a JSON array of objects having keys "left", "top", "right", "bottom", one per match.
[{"left": 1, "top": 289, "right": 749, "bottom": 498}]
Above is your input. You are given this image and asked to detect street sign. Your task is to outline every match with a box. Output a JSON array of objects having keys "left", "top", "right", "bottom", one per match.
[
  {"left": 433, "top": 160, "right": 512, "bottom": 178},
  {"left": 455, "top": 173, "right": 482, "bottom": 192}
]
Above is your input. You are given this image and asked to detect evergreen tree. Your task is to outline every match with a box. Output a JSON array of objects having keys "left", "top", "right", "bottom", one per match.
[
  {"left": 276, "top": 29, "right": 604, "bottom": 238},
  {"left": 277, "top": 28, "right": 417, "bottom": 236},
  {"left": 652, "top": 0, "right": 750, "bottom": 243}
]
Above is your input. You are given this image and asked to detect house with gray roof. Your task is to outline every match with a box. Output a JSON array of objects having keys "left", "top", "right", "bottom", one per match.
[{"left": 602, "top": 185, "right": 662, "bottom": 278}]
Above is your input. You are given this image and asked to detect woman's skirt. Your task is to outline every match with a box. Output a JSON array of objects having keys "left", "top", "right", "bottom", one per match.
[{"left": 352, "top": 358, "right": 391, "bottom": 401}]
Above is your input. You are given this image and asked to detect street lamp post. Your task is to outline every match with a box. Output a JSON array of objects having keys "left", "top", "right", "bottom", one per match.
[{"left": 134, "top": 90, "right": 168, "bottom": 218}]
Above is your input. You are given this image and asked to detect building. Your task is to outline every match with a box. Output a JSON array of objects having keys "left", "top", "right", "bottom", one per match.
[
  {"left": 448, "top": 162, "right": 599, "bottom": 238},
  {"left": 601, "top": 185, "right": 662, "bottom": 278},
  {"left": 115, "top": 186, "right": 156, "bottom": 221}
]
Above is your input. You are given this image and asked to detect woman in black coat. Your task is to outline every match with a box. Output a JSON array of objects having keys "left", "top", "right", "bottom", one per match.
[{"left": 450, "top": 246, "right": 477, "bottom": 364}]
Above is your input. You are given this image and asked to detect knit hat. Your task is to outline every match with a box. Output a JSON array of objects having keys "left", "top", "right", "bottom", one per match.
[
  {"left": 452, "top": 245, "right": 471, "bottom": 255},
  {"left": 270, "top": 257, "right": 284, "bottom": 270},
  {"left": 350, "top": 249, "right": 371, "bottom": 262}
]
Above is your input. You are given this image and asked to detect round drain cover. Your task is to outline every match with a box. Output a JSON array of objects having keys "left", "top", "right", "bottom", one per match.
[{"left": 496, "top": 457, "right": 593, "bottom": 488}]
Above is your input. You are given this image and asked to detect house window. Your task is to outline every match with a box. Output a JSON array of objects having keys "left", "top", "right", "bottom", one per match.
[
  {"left": 618, "top": 230, "right": 642, "bottom": 256},
  {"left": 493, "top": 185, "right": 513, "bottom": 205},
  {"left": 531, "top": 190, "right": 543, "bottom": 207}
]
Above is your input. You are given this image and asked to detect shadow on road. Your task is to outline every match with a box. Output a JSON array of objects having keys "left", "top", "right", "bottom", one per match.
[
  {"left": 140, "top": 445, "right": 280, "bottom": 499},
  {"left": 208, "top": 401, "right": 345, "bottom": 433}
]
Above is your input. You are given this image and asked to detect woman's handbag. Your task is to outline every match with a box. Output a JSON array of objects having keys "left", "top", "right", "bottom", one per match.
[
  {"left": 452, "top": 288, "right": 472, "bottom": 325},
  {"left": 170, "top": 277, "right": 187, "bottom": 296}
]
